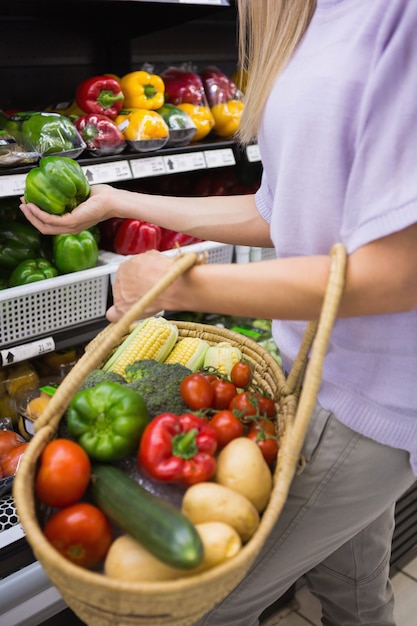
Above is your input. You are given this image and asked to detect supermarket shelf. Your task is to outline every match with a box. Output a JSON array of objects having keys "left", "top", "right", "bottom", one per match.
[
  {"left": 0, "top": 241, "right": 233, "bottom": 357},
  {"left": 0, "top": 140, "right": 247, "bottom": 198}
]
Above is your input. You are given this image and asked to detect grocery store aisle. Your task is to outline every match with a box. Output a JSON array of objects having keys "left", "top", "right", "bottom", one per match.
[{"left": 261, "top": 554, "right": 417, "bottom": 626}]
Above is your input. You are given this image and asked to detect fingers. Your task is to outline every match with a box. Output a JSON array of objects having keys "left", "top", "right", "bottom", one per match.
[
  {"left": 19, "top": 198, "right": 88, "bottom": 234},
  {"left": 106, "top": 305, "right": 119, "bottom": 322}
]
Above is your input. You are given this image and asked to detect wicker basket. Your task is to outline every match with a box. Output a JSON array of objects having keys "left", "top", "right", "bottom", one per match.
[{"left": 13, "top": 244, "right": 347, "bottom": 626}]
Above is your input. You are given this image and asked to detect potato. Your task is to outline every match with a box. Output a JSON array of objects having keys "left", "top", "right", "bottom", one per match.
[
  {"left": 215, "top": 437, "right": 272, "bottom": 513},
  {"left": 104, "top": 534, "right": 183, "bottom": 582},
  {"left": 181, "top": 482, "right": 260, "bottom": 543},
  {"left": 186, "top": 522, "right": 242, "bottom": 574}
]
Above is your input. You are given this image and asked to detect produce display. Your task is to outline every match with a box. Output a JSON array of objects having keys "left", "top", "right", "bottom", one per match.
[
  {"left": 22, "top": 316, "right": 281, "bottom": 582},
  {"left": 0, "top": 62, "right": 244, "bottom": 164},
  {"left": 75, "top": 113, "right": 127, "bottom": 157},
  {"left": 75, "top": 75, "right": 125, "bottom": 119},
  {"left": 0, "top": 168, "right": 99, "bottom": 288}
]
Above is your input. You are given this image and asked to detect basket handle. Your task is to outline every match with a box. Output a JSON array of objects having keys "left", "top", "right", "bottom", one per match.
[
  {"left": 278, "top": 243, "right": 347, "bottom": 473},
  {"left": 33, "top": 251, "right": 204, "bottom": 434}
]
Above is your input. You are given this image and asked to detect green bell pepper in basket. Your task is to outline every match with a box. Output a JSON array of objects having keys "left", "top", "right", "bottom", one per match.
[
  {"left": 24, "top": 156, "right": 90, "bottom": 215},
  {"left": 0, "top": 220, "right": 41, "bottom": 270},
  {"left": 66, "top": 381, "right": 149, "bottom": 461},
  {"left": 9, "top": 258, "right": 58, "bottom": 287},
  {"left": 52, "top": 230, "right": 99, "bottom": 273}
]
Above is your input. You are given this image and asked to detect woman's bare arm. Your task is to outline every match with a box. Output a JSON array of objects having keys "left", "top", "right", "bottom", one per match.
[
  {"left": 20, "top": 185, "right": 273, "bottom": 248},
  {"left": 107, "top": 223, "right": 417, "bottom": 321}
]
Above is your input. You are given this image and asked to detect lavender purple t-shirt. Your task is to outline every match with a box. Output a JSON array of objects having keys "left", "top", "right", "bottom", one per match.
[{"left": 255, "top": 0, "right": 417, "bottom": 472}]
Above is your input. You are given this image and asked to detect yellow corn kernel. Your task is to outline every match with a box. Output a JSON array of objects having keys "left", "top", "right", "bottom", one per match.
[
  {"left": 103, "top": 317, "right": 178, "bottom": 377},
  {"left": 164, "top": 337, "right": 209, "bottom": 372}
]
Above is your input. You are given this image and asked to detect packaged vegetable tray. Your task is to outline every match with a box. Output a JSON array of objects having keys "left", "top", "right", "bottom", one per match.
[{"left": 13, "top": 245, "right": 346, "bottom": 626}]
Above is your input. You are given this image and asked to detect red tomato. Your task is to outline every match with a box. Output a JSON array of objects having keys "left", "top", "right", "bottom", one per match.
[
  {"left": 230, "top": 361, "right": 252, "bottom": 388},
  {"left": 1, "top": 443, "right": 29, "bottom": 477},
  {"left": 35, "top": 439, "right": 91, "bottom": 508},
  {"left": 209, "top": 410, "right": 244, "bottom": 448},
  {"left": 180, "top": 373, "right": 214, "bottom": 410},
  {"left": 256, "top": 394, "right": 276, "bottom": 418},
  {"left": 228, "top": 391, "right": 258, "bottom": 419},
  {"left": 43, "top": 502, "right": 113, "bottom": 569},
  {"left": 211, "top": 379, "right": 237, "bottom": 410},
  {"left": 0, "top": 430, "right": 25, "bottom": 460},
  {"left": 247, "top": 419, "right": 279, "bottom": 466},
  {"left": 202, "top": 374, "right": 219, "bottom": 384}
]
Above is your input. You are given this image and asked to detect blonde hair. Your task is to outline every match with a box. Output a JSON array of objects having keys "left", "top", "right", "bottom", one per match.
[{"left": 236, "top": 0, "right": 317, "bottom": 145}]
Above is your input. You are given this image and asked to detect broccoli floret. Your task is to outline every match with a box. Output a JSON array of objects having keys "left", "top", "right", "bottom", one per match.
[
  {"left": 126, "top": 360, "right": 192, "bottom": 420},
  {"left": 79, "top": 368, "right": 126, "bottom": 391},
  {"left": 124, "top": 359, "right": 164, "bottom": 383}
]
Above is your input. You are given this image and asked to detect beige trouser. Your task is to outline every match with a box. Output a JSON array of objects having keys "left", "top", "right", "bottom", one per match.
[{"left": 194, "top": 404, "right": 416, "bottom": 626}]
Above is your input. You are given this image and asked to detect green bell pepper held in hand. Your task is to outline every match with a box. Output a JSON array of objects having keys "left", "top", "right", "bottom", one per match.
[
  {"left": 24, "top": 156, "right": 90, "bottom": 215},
  {"left": 66, "top": 381, "right": 149, "bottom": 462},
  {"left": 52, "top": 230, "right": 99, "bottom": 273},
  {"left": 9, "top": 258, "right": 58, "bottom": 287}
]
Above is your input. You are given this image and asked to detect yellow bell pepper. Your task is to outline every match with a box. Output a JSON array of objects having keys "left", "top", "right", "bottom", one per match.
[
  {"left": 115, "top": 109, "right": 169, "bottom": 141},
  {"left": 210, "top": 100, "right": 244, "bottom": 137},
  {"left": 177, "top": 103, "right": 215, "bottom": 142},
  {"left": 120, "top": 71, "right": 165, "bottom": 110},
  {"left": 5, "top": 361, "right": 40, "bottom": 397},
  {"left": 44, "top": 100, "right": 86, "bottom": 118}
]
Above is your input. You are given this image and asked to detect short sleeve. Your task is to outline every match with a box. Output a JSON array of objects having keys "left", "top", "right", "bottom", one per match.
[
  {"left": 342, "top": 1, "right": 417, "bottom": 252},
  {"left": 255, "top": 171, "right": 273, "bottom": 224}
]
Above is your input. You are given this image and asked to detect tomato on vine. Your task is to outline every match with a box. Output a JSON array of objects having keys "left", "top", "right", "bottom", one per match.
[
  {"left": 209, "top": 410, "right": 244, "bottom": 448},
  {"left": 256, "top": 394, "right": 276, "bottom": 418},
  {"left": 228, "top": 391, "right": 258, "bottom": 419},
  {"left": 180, "top": 373, "right": 214, "bottom": 410},
  {"left": 230, "top": 361, "right": 252, "bottom": 388},
  {"left": 247, "top": 418, "right": 278, "bottom": 466},
  {"left": 211, "top": 379, "right": 237, "bottom": 410}
]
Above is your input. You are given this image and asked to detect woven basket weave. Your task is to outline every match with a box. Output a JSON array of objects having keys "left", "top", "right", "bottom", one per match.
[{"left": 13, "top": 244, "right": 347, "bottom": 626}]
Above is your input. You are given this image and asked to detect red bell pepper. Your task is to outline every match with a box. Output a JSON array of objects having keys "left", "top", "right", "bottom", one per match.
[
  {"left": 161, "top": 67, "right": 206, "bottom": 106},
  {"left": 98, "top": 217, "right": 125, "bottom": 252},
  {"left": 113, "top": 219, "right": 162, "bottom": 255},
  {"left": 137, "top": 412, "right": 217, "bottom": 486},
  {"left": 200, "top": 66, "right": 238, "bottom": 107},
  {"left": 75, "top": 75, "right": 125, "bottom": 120},
  {"left": 159, "top": 228, "right": 198, "bottom": 251},
  {"left": 75, "top": 113, "right": 126, "bottom": 156}
]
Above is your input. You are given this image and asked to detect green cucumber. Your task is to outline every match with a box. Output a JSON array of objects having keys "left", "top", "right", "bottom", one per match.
[{"left": 90, "top": 464, "right": 203, "bottom": 570}]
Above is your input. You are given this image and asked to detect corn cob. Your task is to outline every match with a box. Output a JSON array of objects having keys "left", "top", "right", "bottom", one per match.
[
  {"left": 102, "top": 317, "right": 178, "bottom": 377},
  {"left": 163, "top": 337, "right": 210, "bottom": 372},
  {"left": 203, "top": 342, "right": 242, "bottom": 377}
]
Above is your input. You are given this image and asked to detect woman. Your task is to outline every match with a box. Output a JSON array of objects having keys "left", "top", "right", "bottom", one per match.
[{"left": 21, "top": 1, "right": 417, "bottom": 624}]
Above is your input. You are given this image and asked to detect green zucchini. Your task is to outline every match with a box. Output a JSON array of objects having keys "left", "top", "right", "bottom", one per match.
[{"left": 89, "top": 464, "right": 203, "bottom": 570}]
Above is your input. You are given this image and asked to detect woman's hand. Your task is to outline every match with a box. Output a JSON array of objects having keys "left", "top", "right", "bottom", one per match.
[
  {"left": 19, "top": 184, "right": 118, "bottom": 235},
  {"left": 106, "top": 251, "right": 183, "bottom": 321}
]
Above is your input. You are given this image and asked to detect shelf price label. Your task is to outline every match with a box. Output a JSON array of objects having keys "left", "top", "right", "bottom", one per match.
[
  {"left": 204, "top": 148, "right": 236, "bottom": 168},
  {"left": 82, "top": 160, "right": 132, "bottom": 184},
  {"left": 0, "top": 337, "right": 55, "bottom": 367},
  {"left": 0, "top": 173, "right": 27, "bottom": 197},
  {"left": 162, "top": 151, "right": 206, "bottom": 174},
  {"left": 130, "top": 156, "right": 167, "bottom": 179},
  {"left": 179, "top": 1, "right": 224, "bottom": 5},
  {"left": 246, "top": 144, "right": 261, "bottom": 163}
]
